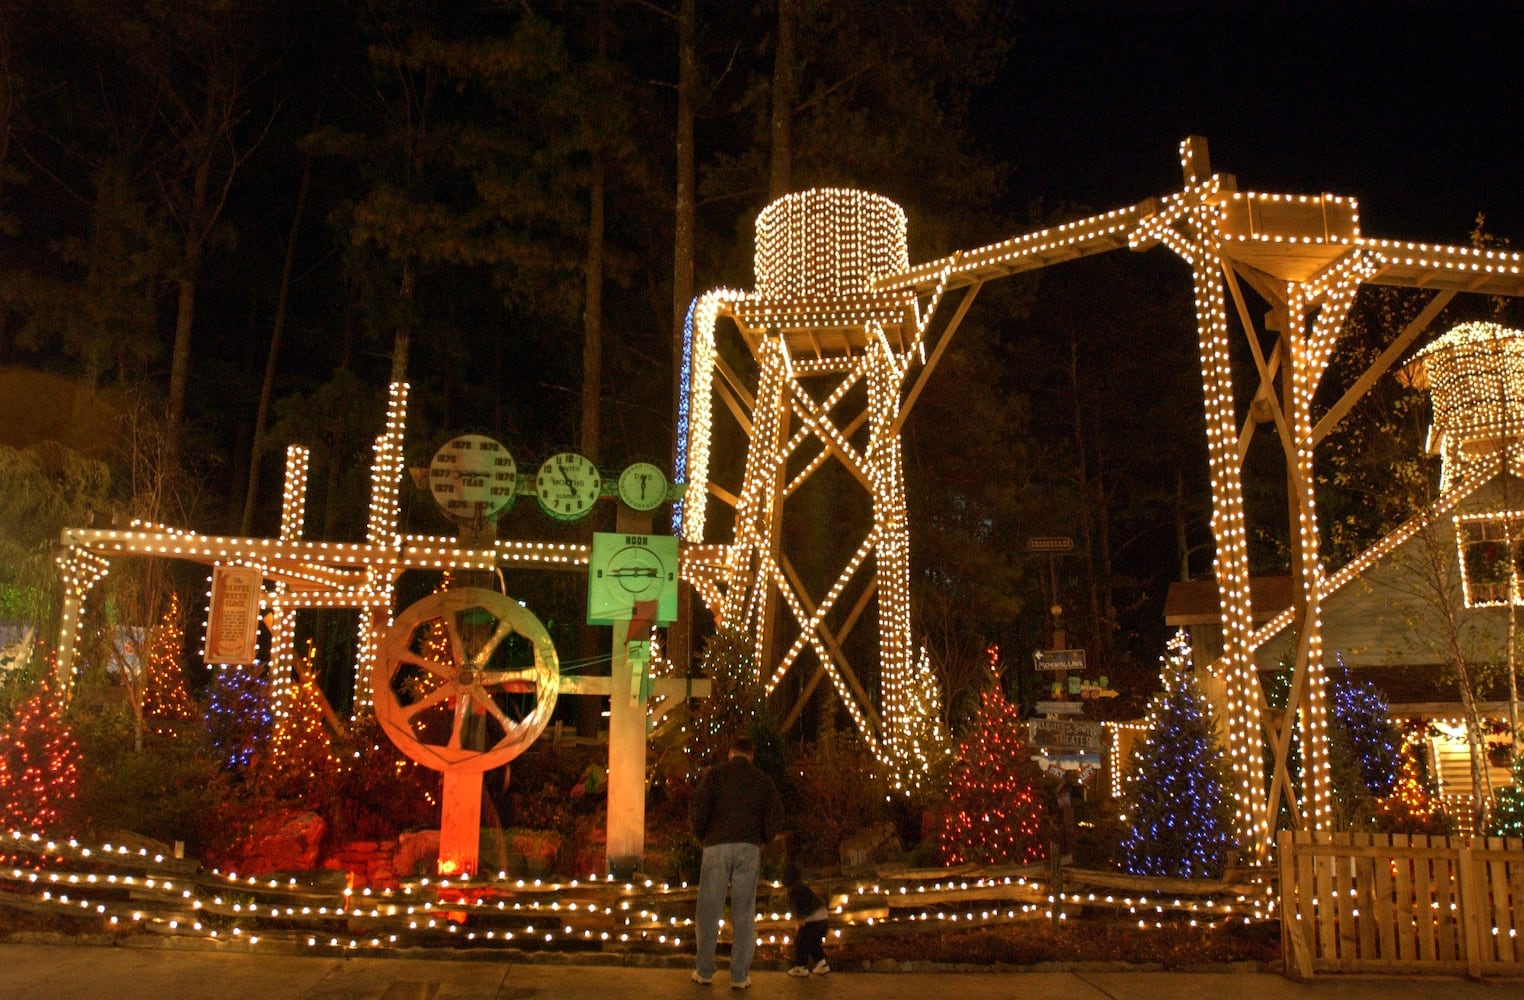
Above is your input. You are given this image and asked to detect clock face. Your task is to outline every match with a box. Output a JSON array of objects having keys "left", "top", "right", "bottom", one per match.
[
  {"left": 617, "top": 462, "right": 668, "bottom": 512},
  {"left": 429, "top": 434, "right": 517, "bottom": 519},
  {"left": 535, "top": 452, "right": 601, "bottom": 521}
]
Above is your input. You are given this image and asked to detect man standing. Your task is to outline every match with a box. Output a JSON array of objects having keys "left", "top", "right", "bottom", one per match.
[{"left": 689, "top": 736, "right": 785, "bottom": 989}]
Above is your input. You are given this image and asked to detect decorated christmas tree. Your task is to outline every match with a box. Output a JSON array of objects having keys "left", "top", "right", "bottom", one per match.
[
  {"left": 1488, "top": 749, "right": 1524, "bottom": 836},
  {"left": 203, "top": 667, "right": 270, "bottom": 771},
  {"left": 685, "top": 627, "right": 781, "bottom": 780},
  {"left": 143, "top": 594, "right": 195, "bottom": 722},
  {"left": 1120, "top": 630, "right": 1232, "bottom": 878},
  {"left": 936, "top": 684, "right": 1046, "bottom": 865},
  {"left": 0, "top": 687, "right": 81, "bottom": 832},
  {"left": 263, "top": 663, "right": 336, "bottom": 797},
  {"left": 1375, "top": 732, "right": 1449, "bottom": 835},
  {"left": 1327, "top": 666, "right": 1401, "bottom": 828}
]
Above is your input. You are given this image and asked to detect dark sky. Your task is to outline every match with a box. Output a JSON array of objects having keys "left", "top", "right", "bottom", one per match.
[{"left": 979, "top": 4, "right": 1521, "bottom": 245}]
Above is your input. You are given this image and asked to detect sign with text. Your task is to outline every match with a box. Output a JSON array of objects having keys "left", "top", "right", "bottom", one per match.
[
  {"left": 1034, "top": 648, "right": 1086, "bottom": 672},
  {"left": 204, "top": 565, "right": 262, "bottom": 665},
  {"left": 587, "top": 532, "right": 679, "bottom": 625},
  {"left": 1035, "top": 700, "right": 1085, "bottom": 716},
  {"left": 1025, "top": 536, "right": 1073, "bottom": 553},
  {"left": 1028, "top": 718, "right": 1106, "bottom": 751}
]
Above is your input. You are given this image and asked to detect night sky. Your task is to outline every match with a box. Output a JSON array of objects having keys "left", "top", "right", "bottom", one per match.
[{"left": 978, "top": 4, "right": 1521, "bottom": 245}]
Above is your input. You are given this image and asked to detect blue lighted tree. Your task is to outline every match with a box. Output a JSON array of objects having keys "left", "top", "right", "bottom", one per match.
[
  {"left": 1120, "top": 631, "right": 1233, "bottom": 878},
  {"left": 1328, "top": 665, "right": 1401, "bottom": 829}
]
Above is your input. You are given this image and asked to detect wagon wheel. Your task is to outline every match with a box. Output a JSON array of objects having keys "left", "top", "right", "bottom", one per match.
[{"left": 374, "top": 587, "right": 559, "bottom": 774}]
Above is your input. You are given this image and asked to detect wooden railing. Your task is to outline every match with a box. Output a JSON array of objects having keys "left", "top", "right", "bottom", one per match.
[{"left": 1278, "top": 830, "right": 1524, "bottom": 978}]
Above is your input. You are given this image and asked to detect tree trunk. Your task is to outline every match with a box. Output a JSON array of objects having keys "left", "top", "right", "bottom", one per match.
[
  {"left": 667, "top": 0, "right": 699, "bottom": 676},
  {"left": 240, "top": 158, "right": 311, "bottom": 536},
  {"left": 391, "top": 259, "right": 414, "bottom": 385},
  {"left": 672, "top": 0, "right": 696, "bottom": 449},
  {"left": 576, "top": 5, "right": 610, "bottom": 738},
  {"left": 769, "top": 0, "right": 795, "bottom": 199}
]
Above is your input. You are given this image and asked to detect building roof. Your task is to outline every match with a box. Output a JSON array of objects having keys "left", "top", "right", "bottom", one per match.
[{"left": 1163, "top": 575, "right": 1293, "bottom": 626}]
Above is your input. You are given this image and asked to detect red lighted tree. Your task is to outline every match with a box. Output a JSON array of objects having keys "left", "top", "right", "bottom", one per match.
[
  {"left": 0, "top": 688, "right": 81, "bottom": 832},
  {"left": 937, "top": 686, "right": 1046, "bottom": 865}
]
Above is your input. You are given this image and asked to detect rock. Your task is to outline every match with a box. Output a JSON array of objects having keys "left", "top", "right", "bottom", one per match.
[
  {"left": 506, "top": 829, "right": 564, "bottom": 876},
  {"left": 234, "top": 810, "right": 327, "bottom": 874},
  {"left": 394, "top": 829, "right": 441, "bottom": 877},
  {"left": 839, "top": 821, "right": 902, "bottom": 871}
]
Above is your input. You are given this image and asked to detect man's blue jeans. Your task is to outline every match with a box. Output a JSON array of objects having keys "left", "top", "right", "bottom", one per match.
[{"left": 694, "top": 842, "right": 761, "bottom": 982}]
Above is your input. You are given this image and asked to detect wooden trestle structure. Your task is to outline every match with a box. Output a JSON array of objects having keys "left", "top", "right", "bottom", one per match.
[{"left": 681, "top": 137, "right": 1524, "bottom": 855}]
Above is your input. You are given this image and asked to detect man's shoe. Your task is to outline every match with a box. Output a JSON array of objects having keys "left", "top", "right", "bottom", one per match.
[
  {"left": 788, "top": 966, "right": 811, "bottom": 977},
  {"left": 811, "top": 960, "right": 831, "bottom": 976},
  {"left": 731, "top": 979, "right": 752, "bottom": 990},
  {"left": 691, "top": 971, "right": 713, "bottom": 985}
]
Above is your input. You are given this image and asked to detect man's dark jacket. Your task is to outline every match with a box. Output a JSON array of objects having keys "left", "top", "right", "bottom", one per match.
[{"left": 689, "top": 755, "right": 785, "bottom": 847}]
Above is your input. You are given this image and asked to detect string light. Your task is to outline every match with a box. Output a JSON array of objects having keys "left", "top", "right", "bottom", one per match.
[{"left": 0, "top": 830, "right": 1275, "bottom": 955}]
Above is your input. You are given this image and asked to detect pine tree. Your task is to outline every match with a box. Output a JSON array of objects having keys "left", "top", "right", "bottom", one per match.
[
  {"left": 143, "top": 594, "right": 195, "bottom": 722},
  {"left": 1488, "top": 751, "right": 1524, "bottom": 836},
  {"left": 0, "top": 688, "right": 81, "bottom": 832},
  {"left": 203, "top": 667, "right": 270, "bottom": 772},
  {"left": 1327, "top": 667, "right": 1402, "bottom": 828},
  {"left": 263, "top": 665, "right": 335, "bottom": 797},
  {"left": 1376, "top": 735, "right": 1449, "bottom": 835},
  {"left": 936, "top": 685, "right": 1046, "bottom": 866},
  {"left": 1121, "top": 631, "right": 1232, "bottom": 878},
  {"left": 686, "top": 627, "right": 781, "bottom": 780}
]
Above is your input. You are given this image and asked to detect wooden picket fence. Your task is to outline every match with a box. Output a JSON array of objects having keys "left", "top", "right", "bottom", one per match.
[{"left": 1278, "top": 830, "right": 1524, "bottom": 978}]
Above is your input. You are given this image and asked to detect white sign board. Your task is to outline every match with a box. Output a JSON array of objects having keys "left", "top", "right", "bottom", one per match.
[
  {"left": 1028, "top": 718, "right": 1106, "bottom": 751},
  {"left": 204, "top": 565, "right": 262, "bottom": 665}
]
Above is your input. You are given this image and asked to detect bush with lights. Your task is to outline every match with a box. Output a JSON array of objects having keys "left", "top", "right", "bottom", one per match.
[
  {"left": 0, "top": 685, "right": 80, "bottom": 833},
  {"left": 1120, "top": 631, "right": 1232, "bottom": 878},
  {"left": 936, "top": 683, "right": 1047, "bottom": 866}
]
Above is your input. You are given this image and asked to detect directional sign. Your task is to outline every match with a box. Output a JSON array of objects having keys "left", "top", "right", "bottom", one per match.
[
  {"left": 1028, "top": 718, "right": 1106, "bottom": 751},
  {"left": 1025, "top": 536, "right": 1074, "bottom": 553},
  {"left": 1034, "top": 648, "right": 1086, "bottom": 672},
  {"left": 1035, "top": 700, "right": 1085, "bottom": 716}
]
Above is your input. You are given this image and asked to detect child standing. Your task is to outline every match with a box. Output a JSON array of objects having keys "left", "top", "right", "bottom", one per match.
[{"left": 784, "top": 865, "right": 830, "bottom": 977}]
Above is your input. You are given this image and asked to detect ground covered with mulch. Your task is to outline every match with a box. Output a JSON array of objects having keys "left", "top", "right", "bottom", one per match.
[
  {"left": 0, "top": 893, "right": 1281, "bottom": 970},
  {"left": 828, "top": 917, "right": 1280, "bottom": 970}
]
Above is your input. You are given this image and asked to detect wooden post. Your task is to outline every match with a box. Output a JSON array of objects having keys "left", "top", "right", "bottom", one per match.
[
  {"left": 1279, "top": 829, "right": 1314, "bottom": 980},
  {"left": 438, "top": 770, "right": 483, "bottom": 877},
  {"left": 1456, "top": 839, "right": 1484, "bottom": 979},
  {"left": 606, "top": 504, "right": 655, "bottom": 877}
]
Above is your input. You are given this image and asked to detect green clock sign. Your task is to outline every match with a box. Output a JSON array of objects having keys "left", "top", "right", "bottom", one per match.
[
  {"left": 617, "top": 461, "right": 669, "bottom": 512},
  {"left": 535, "top": 451, "right": 601, "bottom": 521},
  {"left": 587, "top": 532, "right": 679, "bottom": 625}
]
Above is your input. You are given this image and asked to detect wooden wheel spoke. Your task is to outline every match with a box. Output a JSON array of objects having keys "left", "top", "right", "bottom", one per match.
[
  {"left": 470, "top": 688, "right": 516, "bottom": 732},
  {"left": 400, "top": 682, "right": 454, "bottom": 721},
  {"left": 443, "top": 616, "right": 467, "bottom": 669},
  {"left": 471, "top": 618, "right": 516, "bottom": 668},
  {"left": 448, "top": 697, "right": 471, "bottom": 750},
  {"left": 397, "top": 649, "right": 453, "bottom": 681},
  {"left": 478, "top": 666, "right": 535, "bottom": 687}
]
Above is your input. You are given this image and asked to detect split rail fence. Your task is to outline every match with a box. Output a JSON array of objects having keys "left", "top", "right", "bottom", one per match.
[{"left": 1278, "top": 830, "right": 1524, "bottom": 978}]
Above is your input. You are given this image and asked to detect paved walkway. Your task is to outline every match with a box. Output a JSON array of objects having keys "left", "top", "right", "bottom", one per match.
[{"left": 1, "top": 941, "right": 1521, "bottom": 1000}]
